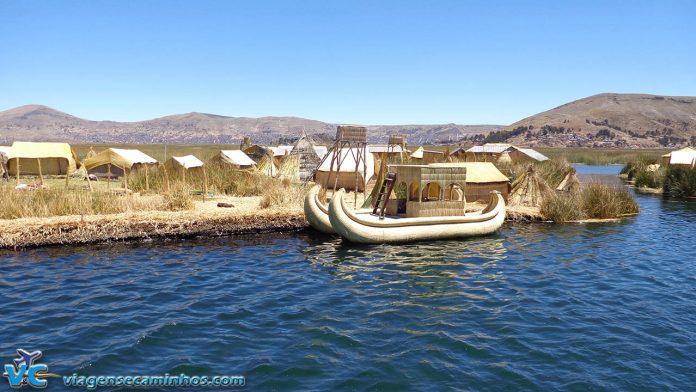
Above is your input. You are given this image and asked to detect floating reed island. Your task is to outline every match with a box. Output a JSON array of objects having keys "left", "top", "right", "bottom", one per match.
[{"left": 0, "top": 133, "right": 644, "bottom": 249}]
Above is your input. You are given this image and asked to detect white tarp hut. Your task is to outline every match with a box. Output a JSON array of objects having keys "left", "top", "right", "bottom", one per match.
[
  {"left": 315, "top": 148, "right": 375, "bottom": 191},
  {"left": 662, "top": 147, "right": 696, "bottom": 167},
  {"left": 165, "top": 155, "right": 204, "bottom": 170},
  {"left": 207, "top": 150, "right": 257, "bottom": 169}
]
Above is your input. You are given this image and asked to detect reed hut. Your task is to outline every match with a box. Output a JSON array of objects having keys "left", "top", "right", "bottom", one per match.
[
  {"left": 164, "top": 155, "right": 204, "bottom": 177},
  {"left": 207, "top": 150, "right": 256, "bottom": 169},
  {"left": 314, "top": 148, "right": 375, "bottom": 191},
  {"left": 410, "top": 147, "right": 445, "bottom": 164},
  {"left": 287, "top": 135, "right": 323, "bottom": 181},
  {"left": 557, "top": 168, "right": 580, "bottom": 193},
  {"left": 6, "top": 142, "right": 80, "bottom": 176},
  {"left": 509, "top": 166, "right": 553, "bottom": 208},
  {"left": 429, "top": 162, "right": 510, "bottom": 202},
  {"left": 277, "top": 154, "right": 300, "bottom": 182}
]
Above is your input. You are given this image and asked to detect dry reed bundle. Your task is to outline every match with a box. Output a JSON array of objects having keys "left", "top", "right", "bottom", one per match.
[
  {"left": 277, "top": 154, "right": 300, "bottom": 182},
  {"left": 257, "top": 153, "right": 278, "bottom": 177}
]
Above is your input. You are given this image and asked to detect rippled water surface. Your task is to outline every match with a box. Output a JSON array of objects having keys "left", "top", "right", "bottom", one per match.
[{"left": 2, "top": 166, "right": 696, "bottom": 391}]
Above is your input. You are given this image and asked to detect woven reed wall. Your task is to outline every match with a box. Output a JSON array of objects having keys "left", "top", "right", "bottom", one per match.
[
  {"left": 336, "top": 126, "right": 368, "bottom": 142},
  {"left": 314, "top": 171, "right": 367, "bottom": 191},
  {"left": 406, "top": 200, "right": 466, "bottom": 217}
]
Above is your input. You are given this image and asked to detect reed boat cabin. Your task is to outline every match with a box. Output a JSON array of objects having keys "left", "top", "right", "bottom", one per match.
[{"left": 384, "top": 164, "right": 467, "bottom": 218}]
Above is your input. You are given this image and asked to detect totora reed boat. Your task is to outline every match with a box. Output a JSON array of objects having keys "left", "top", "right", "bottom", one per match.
[
  {"left": 328, "top": 187, "right": 506, "bottom": 244},
  {"left": 320, "top": 164, "right": 506, "bottom": 244}
]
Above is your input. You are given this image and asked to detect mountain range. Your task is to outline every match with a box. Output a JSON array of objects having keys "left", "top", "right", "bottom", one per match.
[{"left": 1, "top": 93, "right": 695, "bottom": 147}]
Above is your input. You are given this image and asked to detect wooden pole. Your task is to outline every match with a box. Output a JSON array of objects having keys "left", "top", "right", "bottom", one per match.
[
  {"left": 37, "top": 159, "right": 44, "bottom": 185},
  {"left": 107, "top": 164, "right": 111, "bottom": 190},
  {"left": 202, "top": 165, "right": 208, "bottom": 200},
  {"left": 124, "top": 167, "right": 129, "bottom": 190},
  {"left": 16, "top": 158, "right": 20, "bottom": 186},
  {"left": 86, "top": 171, "right": 93, "bottom": 192},
  {"left": 163, "top": 164, "right": 171, "bottom": 193},
  {"left": 145, "top": 165, "right": 150, "bottom": 191}
]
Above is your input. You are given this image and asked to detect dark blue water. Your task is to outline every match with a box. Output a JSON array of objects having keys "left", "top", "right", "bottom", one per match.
[{"left": 2, "top": 166, "right": 696, "bottom": 391}]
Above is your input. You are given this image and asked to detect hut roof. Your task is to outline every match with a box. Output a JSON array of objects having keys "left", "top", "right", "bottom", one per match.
[
  {"left": 8, "top": 142, "right": 79, "bottom": 162},
  {"left": 168, "top": 155, "right": 204, "bottom": 169},
  {"left": 83, "top": 148, "right": 157, "bottom": 171},
  {"left": 428, "top": 162, "right": 509, "bottom": 183},
  {"left": 216, "top": 150, "right": 256, "bottom": 167},
  {"left": 669, "top": 150, "right": 696, "bottom": 165},
  {"left": 410, "top": 146, "right": 425, "bottom": 159},
  {"left": 466, "top": 143, "right": 514, "bottom": 154},
  {"left": 0, "top": 146, "right": 12, "bottom": 155},
  {"left": 509, "top": 167, "right": 553, "bottom": 208},
  {"left": 662, "top": 146, "right": 696, "bottom": 157},
  {"left": 517, "top": 148, "right": 549, "bottom": 161}
]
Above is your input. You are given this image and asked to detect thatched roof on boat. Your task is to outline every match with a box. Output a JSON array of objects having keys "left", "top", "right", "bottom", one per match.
[{"left": 509, "top": 166, "right": 554, "bottom": 208}]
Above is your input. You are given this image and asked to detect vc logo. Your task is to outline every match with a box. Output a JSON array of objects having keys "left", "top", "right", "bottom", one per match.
[{"left": 2, "top": 349, "right": 58, "bottom": 388}]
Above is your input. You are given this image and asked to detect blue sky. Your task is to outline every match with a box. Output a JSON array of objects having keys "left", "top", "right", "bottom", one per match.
[{"left": 0, "top": 0, "right": 694, "bottom": 125}]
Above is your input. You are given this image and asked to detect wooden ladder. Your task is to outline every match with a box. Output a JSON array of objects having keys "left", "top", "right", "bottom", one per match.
[{"left": 372, "top": 172, "right": 397, "bottom": 218}]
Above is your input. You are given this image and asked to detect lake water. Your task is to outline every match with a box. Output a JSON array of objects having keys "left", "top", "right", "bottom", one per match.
[{"left": 2, "top": 166, "right": 696, "bottom": 391}]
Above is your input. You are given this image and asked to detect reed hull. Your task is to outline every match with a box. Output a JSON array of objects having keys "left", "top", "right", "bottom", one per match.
[
  {"left": 328, "top": 189, "right": 506, "bottom": 244},
  {"left": 304, "top": 184, "right": 335, "bottom": 234}
]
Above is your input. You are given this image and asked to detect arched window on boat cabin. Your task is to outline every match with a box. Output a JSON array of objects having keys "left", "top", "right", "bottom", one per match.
[
  {"left": 408, "top": 182, "right": 420, "bottom": 201},
  {"left": 422, "top": 182, "right": 442, "bottom": 201},
  {"left": 444, "top": 183, "right": 464, "bottom": 201}
]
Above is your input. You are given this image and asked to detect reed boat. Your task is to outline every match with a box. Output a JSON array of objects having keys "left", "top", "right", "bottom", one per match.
[
  {"left": 328, "top": 188, "right": 506, "bottom": 244},
  {"left": 304, "top": 184, "right": 373, "bottom": 234}
]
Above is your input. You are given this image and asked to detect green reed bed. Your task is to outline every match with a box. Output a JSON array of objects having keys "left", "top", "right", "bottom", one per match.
[
  {"left": 540, "top": 183, "right": 639, "bottom": 221},
  {"left": 538, "top": 148, "right": 667, "bottom": 165},
  {"left": 663, "top": 166, "right": 696, "bottom": 198}
]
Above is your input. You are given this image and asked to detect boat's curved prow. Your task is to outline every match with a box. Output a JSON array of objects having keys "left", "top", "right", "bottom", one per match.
[
  {"left": 328, "top": 189, "right": 506, "bottom": 244},
  {"left": 304, "top": 184, "right": 335, "bottom": 234}
]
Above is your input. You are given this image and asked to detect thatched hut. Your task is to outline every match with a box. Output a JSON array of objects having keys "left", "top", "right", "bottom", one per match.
[
  {"left": 557, "top": 168, "right": 580, "bottom": 193},
  {"left": 410, "top": 147, "right": 445, "bottom": 164},
  {"left": 257, "top": 154, "right": 279, "bottom": 177},
  {"left": 509, "top": 167, "right": 554, "bottom": 208},
  {"left": 288, "top": 135, "right": 322, "bottom": 181}
]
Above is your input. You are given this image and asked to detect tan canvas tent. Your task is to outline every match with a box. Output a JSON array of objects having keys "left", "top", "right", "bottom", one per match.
[
  {"left": 315, "top": 148, "right": 375, "bottom": 191},
  {"left": 207, "top": 150, "right": 256, "bottom": 169},
  {"left": 165, "top": 155, "right": 204, "bottom": 170},
  {"left": 6, "top": 142, "right": 80, "bottom": 176},
  {"left": 429, "top": 162, "right": 511, "bottom": 202},
  {"left": 83, "top": 148, "right": 158, "bottom": 177}
]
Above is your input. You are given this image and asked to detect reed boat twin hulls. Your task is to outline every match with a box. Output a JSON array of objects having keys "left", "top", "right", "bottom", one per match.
[{"left": 305, "top": 162, "right": 507, "bottom": 243}]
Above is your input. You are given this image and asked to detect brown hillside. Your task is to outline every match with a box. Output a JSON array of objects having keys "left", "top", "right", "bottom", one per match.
[
  {"left": 495, "top": 93, "right": 696, "bottom": 148},
  {"left": 0, "top": 105, "right": 500, "bottom": 145}
]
